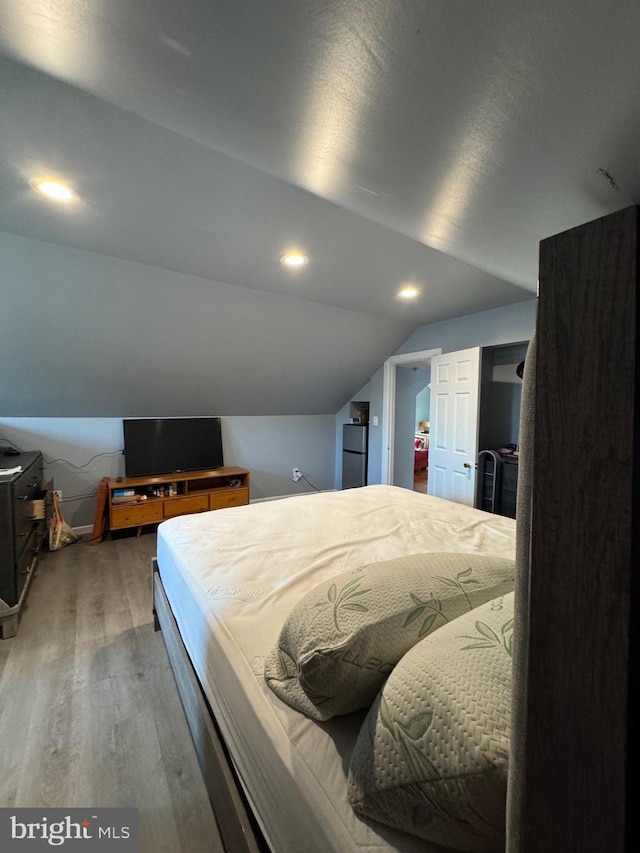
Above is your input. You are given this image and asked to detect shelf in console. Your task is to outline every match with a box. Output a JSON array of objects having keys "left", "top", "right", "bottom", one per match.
[{"left": 107, "top": 466, "right": 250, "bottom": 533}]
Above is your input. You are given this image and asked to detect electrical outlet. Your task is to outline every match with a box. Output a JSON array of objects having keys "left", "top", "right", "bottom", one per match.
[
  {"left": 53, "top": 489, "right": 62, "bottom": 500},
  {"left": 292, "top": 467, "right": 302, "bottom": 482}
]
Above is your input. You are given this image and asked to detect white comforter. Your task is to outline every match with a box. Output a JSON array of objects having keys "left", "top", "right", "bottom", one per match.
[{"left": 156, "top": 485, "right": 516, "bottom": 853}]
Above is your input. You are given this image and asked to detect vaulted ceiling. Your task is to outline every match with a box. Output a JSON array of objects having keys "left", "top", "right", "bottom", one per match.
[{"left": 1, "top": 1, "right": 638, "bottom": 415}]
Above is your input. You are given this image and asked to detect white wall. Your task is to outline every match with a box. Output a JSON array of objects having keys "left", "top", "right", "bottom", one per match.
[
  {"left": 398, "top": 300, "right": 536, "bottom": 355},
  {"left": 5, "top": 301, "right": 537, "bottom": 526},
  {"left": 0, "top": 232, "right": 414, "bottom": 418},
  {"left": 415, "top": 386, "right": 431, "bottom": 426},
  {"left": 0, "top": 416, "right": 335, "bottom": 528}
]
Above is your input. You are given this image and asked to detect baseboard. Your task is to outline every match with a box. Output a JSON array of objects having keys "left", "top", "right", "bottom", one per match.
[
  {"left": 251, "top": 489, "right": 336, "bottom": 504},
  {"left": 72, "top": 524, "right": 94, "bottom": 536}
]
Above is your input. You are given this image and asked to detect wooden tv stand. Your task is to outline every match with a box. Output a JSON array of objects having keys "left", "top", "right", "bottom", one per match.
[{"left": 107, "top": 467, "right": 250, "bottom": 533}]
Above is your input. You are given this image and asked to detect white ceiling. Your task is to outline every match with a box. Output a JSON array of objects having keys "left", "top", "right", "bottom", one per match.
[
  {"left": 1, "top": 0, "right": 638, "bottom": 414},
  {"left": 0, "top": 54, "right": 526, "bottom": 323}
]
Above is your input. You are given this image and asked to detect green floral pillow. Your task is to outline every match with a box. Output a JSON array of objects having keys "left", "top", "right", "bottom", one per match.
[
  {"left": 263, "top": 552, "right": 514, "bottom": 720},
  {"left": 348, "top": 592, "right": 514, "bottom": 852}
]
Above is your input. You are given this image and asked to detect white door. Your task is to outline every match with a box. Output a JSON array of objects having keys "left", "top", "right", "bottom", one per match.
[{"left": 428, "top": 347, "right": 480, "bottom": 505}]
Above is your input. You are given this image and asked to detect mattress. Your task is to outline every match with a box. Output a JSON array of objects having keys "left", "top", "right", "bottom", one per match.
[{"left": 156, "top": 485, "right": 517, "bottom": 853}]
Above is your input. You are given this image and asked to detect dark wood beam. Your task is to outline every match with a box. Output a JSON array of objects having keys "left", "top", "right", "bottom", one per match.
[{"left": 523, "top": 205, "right": 638, "bottom": 851}]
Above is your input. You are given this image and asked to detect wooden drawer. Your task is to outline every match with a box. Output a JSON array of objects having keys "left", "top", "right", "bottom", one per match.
[
  {"left": 163, "top": 495, "right": 210, "bottom": 518},
  {"left": 105, "top": 467, "right": 250, "bottom": 535},
  {"left": 209, "top": 489, "right": 249, "bottom": 511},
  {"left": 111, "top": 502, "right": 164, "bottom": 529}
]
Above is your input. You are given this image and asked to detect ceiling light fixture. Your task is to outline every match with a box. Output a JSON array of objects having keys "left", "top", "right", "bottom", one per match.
[
  {"left": 30, "top": 179, "right": 77, "bottom": 202},
  {"left": 398, "top": 285, "right": 420, "bottom": 299},
  {"left": 280, "top": 252, "right": 309, "bottom": 267}
]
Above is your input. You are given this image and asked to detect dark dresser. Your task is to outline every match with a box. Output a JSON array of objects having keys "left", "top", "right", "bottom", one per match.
[{"left": 0, "top": 450, "right": 46, "bottom": 638}]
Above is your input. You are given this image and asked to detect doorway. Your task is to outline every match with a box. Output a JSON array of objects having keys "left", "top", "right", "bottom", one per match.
[
  {"left": 381, "top": 349, "right": 441, "bottom": 488},
  {"left": 383, "top": 342, "right": 530, "bottom": 507},
  {"left": 392, "top": 364, "right": 431, "bottom": 492},
  {"left": 413, "top": 383, "right": 430, "bottom": 492}
]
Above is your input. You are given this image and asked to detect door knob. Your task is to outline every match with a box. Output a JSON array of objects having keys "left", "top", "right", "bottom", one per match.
[{"left": 463, "top": 462, "right": 472, "bottom": 469}]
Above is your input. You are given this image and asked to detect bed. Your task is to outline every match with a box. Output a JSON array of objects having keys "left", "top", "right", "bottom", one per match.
[
  {"left": 153, "top": 485, "right": 517, "bottom": 853},
  {"left": 154, "top": 205, "right": 636, "bottom": 853}
]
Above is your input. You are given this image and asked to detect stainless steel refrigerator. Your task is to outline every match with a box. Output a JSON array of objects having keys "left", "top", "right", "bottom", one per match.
[{"left": 342, "top": 424, "right": 368, "bottom": 489}]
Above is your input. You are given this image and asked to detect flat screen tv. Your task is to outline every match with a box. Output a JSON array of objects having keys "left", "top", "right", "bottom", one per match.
[{"left": 123, "top": 417, "right": 224, "bottom": 477}]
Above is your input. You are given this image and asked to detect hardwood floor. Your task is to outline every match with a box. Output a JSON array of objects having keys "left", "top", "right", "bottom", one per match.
[
  {"left": 413, "top": 468, "right": 428, "bottom": 492},
  {"left": 0, "top": 533, "right": 222, "bottom": 852}
]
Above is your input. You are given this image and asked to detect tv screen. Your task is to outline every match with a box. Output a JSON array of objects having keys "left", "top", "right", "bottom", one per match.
[{"left": 123, "top": 417, "right": 224, "bottom": 477}]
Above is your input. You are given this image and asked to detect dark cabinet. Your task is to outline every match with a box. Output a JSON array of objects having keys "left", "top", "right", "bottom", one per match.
[
  {"left": 499, "top": 455, "right": 519, "bottom": 519},
  {"left": 0, "top": 451, "right": 45, "bottom": 638},
  {"left": 477, "top": 450, "right": 519, "bottom": 519}
]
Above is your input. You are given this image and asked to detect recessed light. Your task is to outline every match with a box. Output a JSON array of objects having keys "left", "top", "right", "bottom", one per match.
[
  {"left": 30, "top": 179, "right": 77, "bottom": 202},
  {"left": 280, "top": 252, "right": 309, "bottom": 267},
  {"left": 398, "top": 285, "right": 420, "bottom": 299}
]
